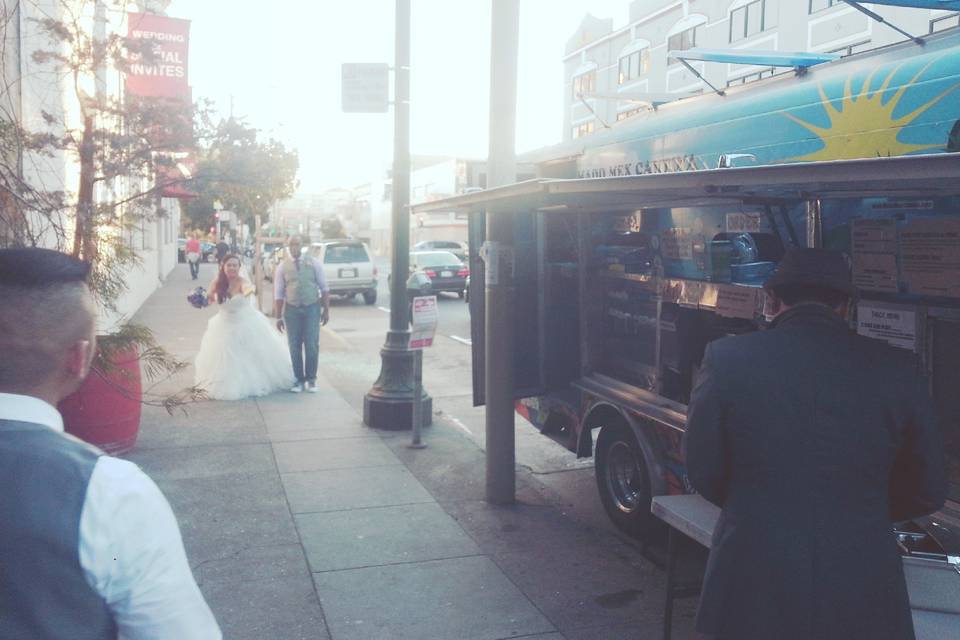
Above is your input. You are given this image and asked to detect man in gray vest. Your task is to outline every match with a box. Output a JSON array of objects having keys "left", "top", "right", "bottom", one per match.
[
  {"left": 0, "top": 248, "right": 220, "bottom": 639},
  {"left": 273, "top": 235, "right": 330, "bottom": 393}
]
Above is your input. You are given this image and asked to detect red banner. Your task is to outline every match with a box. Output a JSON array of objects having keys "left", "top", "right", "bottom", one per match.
[{"left": 126, "top": 13, "right": 190, "bottom": 100}]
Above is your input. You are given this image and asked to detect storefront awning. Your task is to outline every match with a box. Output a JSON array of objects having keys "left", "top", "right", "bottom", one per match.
[{"left": 411, "top": 154, "right": 960, "bottom": 215}]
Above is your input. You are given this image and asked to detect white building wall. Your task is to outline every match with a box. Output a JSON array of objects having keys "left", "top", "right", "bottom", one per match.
[
  {"left": 4, "top": 0, "right": 180, "bottom": 329},
  {"left": 563, "top": 0, "right": 960, "bottom": 140}
]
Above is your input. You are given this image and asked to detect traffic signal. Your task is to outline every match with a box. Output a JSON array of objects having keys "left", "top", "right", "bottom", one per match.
[
  {"left": 214, "top": 212, "right": 220, "bottom": 220},
  {"left": 209, "top": 226, "right": 215, "bottom": 233}
]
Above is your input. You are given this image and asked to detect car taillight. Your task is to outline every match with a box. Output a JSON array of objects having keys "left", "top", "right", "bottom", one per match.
[
  {"left": 424, "top": 269, "right": 437, "bottom": 278},
  {"left": 457, "top": 268, "right": 469, "bottom": 277}
]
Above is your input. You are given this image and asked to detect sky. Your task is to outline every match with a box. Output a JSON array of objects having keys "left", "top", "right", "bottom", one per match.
[{"left": 169, "top": 0, "right": 631, "bottom": 193}]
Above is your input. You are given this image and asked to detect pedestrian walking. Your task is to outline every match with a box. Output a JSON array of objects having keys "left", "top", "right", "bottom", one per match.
[
  {"left": 0, "top": 248, "right": 221, "bottom": 639},
  {"left": 683, "top": 247, "right": 947, "bottom": 640},
  {"left": 215, "top": 239, "right": 229, "bottom": 264},
  {"left": 185, "top": 232, "right": 202, "bottom": 280},
  {"left": 273, "top": 235, "right": 330, "bottom": 393}
]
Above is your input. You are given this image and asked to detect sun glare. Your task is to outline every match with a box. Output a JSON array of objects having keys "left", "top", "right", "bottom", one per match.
[{"left": 784, "top": 58, "right": 959, "bottom": 161}]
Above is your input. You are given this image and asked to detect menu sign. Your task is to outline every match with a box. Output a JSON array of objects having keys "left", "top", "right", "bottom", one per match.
[
  {"left": 857, "top": 303, "right": 917, "bottom": 352},
  {"left": 900, "top": 218, "right": 960, "bottom": 299},
  {"left": 851, "top": 219, "right": 899, "bottom": 293},
  {"left": 661, "top": 228, "right": 693, "bottom": 260},
  {"left": 714, "top": 285, "right": 760, "bottom": 319},
  {"left": 726, "top": 212, "right": 764, "bottom": 234}
]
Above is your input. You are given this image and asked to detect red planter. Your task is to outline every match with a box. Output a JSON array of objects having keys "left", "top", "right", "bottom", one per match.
[{"left": 59, "top": 348, "right": 141, "bottom": 455}]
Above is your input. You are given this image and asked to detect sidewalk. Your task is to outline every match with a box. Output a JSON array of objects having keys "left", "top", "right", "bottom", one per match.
[{"left": 127, "top": 263, "right": 698, "bottom": 640}]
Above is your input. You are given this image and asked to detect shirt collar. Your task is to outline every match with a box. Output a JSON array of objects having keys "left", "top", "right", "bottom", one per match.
[
  {"left": 0, "top": 393, "right": 64, "bottom": 432},
  {"left": 770, "top": 303, "right": 848, "bottom": 331}
]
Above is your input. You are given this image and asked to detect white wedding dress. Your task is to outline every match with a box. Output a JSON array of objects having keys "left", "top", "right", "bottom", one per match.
[{"left": 194, "top": 293, "right": 294, "bottom": 400}]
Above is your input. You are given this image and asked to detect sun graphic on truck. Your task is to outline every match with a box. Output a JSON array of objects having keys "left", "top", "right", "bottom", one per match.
[{"left": 785, "top": 57, "right": 960, "bottom": 161}]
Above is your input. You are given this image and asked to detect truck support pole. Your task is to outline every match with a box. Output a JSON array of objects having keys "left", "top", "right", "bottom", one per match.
[{"left": 485, "top": 0, "right": 520, "bottom": 505}]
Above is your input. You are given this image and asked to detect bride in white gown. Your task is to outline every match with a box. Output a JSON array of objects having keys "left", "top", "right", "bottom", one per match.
[{"left": 194, "top": 254, "right": 294, "bottom": 400}]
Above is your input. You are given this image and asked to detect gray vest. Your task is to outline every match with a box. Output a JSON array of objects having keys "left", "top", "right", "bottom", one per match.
[
  {"left": 0, "top": 419, "right": 116, "bottom": 639},
  {"left": 282, "top": 256, "right": 320, "bottom": 306}
]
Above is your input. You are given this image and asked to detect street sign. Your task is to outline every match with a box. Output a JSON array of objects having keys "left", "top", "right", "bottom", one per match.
[
  {"left": 408, "top": 295, "right": 438, "bottom": 349},
  {"left": 341, "top": 63, "right": 389, "bottom": 113}
]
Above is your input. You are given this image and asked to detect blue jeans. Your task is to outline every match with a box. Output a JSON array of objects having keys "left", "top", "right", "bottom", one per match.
[{"left": 284, "top": 302, "right": 320, "bottom": 383}]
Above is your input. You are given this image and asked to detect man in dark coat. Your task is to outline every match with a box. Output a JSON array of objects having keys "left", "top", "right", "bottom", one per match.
[{"left": 683, "top": 247, "right": 946, "bottom": 640}]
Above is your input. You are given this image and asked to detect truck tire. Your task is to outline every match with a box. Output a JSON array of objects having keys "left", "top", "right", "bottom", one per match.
[
  {"left": 363, "top": 289, "right": 377, "bottom": 305},
  {"left": 595, "top": 421, "right": 658, "bottom": 540}
]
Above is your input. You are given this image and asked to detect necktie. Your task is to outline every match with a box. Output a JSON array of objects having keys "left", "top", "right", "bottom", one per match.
[{"left": 294, "top": 257, "right": 300, "bottom": 271}]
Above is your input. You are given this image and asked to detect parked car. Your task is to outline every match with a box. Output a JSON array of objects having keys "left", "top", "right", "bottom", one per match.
[
  {"left": 177, "top": 239, "right": 217, "bottom": 263},
  {"left": 412, "top": 240, "right": 468, "bottom": 262},
  {"left": 308, "top": 240, "right": 378, "bottom": 304},
  {"left": 410, "top": 250, "right": 468, "bottom": 297}
]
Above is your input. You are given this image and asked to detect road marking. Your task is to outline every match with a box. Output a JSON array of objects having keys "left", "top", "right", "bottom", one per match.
[
  {"left": 445, "top": 414, "right": 474, "bottom": 437},
  {"left": 377, "top": 306, "right": 391, "bottom": 313},
  {"left": 448, "top": 335, "right": 472, "bottom": 346},
  {"left": 321, "top": 326, "right": 351, "bottom": 348}
]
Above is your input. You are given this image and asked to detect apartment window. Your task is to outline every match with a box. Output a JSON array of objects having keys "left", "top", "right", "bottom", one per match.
[
  {"left": 572, "top": 121, "right": 595, "bottom": 139},
  {"left": 930, "top": 13, "right": 960, "bottom": 34},
  {"left": 809, "top": 0, "right": 840, "bottom": 14},
  {"left": 730, "top": 1, "right": 776, "bottom": 43},
  {"left": 827, "top": 39, "right": 872, "bottom": 57},
  {"left": 618, "top": 47, "right": 650, "bottom": 84},
  {"left": 572, "top": 70, "right": 596, "bottom": 99},
  {"left": 667, "top": 27, "right": 698, "bottom": 65}
]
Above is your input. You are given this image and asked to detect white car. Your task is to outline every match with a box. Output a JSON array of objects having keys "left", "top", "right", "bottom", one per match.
[
  {"left": 308, "top": 240, "right": 378, "bottom": 304},
  {"left": 412, "top": 240, "right": 468, "bottom": 262}
]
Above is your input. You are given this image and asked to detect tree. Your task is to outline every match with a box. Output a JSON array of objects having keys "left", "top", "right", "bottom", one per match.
[
  {"left": 0, "top": 0, "right": 202, "bottom": 410},
  {"left": 183, "top": 116, "right": 299, "bottom": 232}
]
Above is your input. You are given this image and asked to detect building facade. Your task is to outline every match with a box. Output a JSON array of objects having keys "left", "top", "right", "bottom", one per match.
[
  {"left": 1, "top": 0, "right": 182, "bottom": 328},
  {"left": 564, "top": 0, "right": 960, "bottom": 141}
]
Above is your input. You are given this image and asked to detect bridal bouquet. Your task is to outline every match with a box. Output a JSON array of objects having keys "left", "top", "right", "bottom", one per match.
[{"left": 187, "top": 287, "right": 209, "bottom": 309}]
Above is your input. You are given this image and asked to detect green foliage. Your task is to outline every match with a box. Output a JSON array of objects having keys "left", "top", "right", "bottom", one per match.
[{"left": 183, "top": 117, "right": 299, "bottom": 229}]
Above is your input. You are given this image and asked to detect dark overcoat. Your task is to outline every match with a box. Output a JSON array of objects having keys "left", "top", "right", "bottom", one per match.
[{"left": 684, "top": 304, "right": 947, "bottom": 640}]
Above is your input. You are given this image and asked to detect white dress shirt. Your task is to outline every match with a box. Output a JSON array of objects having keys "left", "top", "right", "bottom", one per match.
[{"left": 0, "top": 393, "right": 222, "bottom": 640}]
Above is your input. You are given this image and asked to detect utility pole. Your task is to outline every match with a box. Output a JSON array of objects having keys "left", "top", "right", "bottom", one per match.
[
  {"left": 485, "top": 0, "right": 519, "bottom": 504},
  {"left": 363, "top": 0, "right": 431, "bottom": 430}
]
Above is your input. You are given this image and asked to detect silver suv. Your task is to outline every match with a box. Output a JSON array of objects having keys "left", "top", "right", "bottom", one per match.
[{"left": 308, "top": 240, "right": 378, "bottom": 305}]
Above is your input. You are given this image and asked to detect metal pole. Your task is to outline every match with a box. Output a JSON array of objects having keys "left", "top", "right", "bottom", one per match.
[
  {"left": 254, "top": 214, "right": 263, "bottom": 311},
  {"left": 806, "top": 199, "right": 823, "bottom": 249},
  {"left": 485, "top": 0, "right": 519, "bottom": 505},
  {"left": 363, "top": 0, "right": 432, "bottom": 430},
  {"left": 410, "top": 350, "right": 426, "bottom": 449}
]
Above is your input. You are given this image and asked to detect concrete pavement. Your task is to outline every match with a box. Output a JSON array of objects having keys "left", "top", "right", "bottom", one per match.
[{"left": 126, "top": 262, "right": 699, "bottom": 639}]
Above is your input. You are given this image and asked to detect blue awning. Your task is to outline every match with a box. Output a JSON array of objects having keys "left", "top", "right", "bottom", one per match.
[
  {"left": 853, "top": 1, "right": 960, "bottom": 10},
  {"left": 669, "top": 48, "right": 840, "bottom": 69}
]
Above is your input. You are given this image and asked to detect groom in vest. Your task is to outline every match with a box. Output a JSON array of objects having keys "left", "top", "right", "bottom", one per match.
[
  {"left": 273, "top": 235, "right": 330, "bottom": 393},
  {"left": 0, "top": 248, "right": 220, "bottom": 639}
]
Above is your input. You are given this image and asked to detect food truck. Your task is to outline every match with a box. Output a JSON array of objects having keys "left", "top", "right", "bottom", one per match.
[
  {"left": 424, "top": 18, "right": 960, "bottom": 540},
  {"left": 412, "top": 14, "right": 960, "bottom": 629},
  {"left": 413, "top": 153, "right": 960, "bottom": 633}
]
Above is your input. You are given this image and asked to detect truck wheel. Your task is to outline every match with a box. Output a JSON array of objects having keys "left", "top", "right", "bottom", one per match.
[
  {"left": 595, "top": 422, "right": 658, "bottom": 539},
  {"left": 363, "top": 289, "right": 377, "bottom": 305}
]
